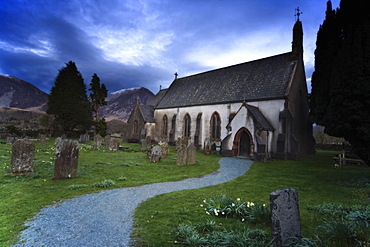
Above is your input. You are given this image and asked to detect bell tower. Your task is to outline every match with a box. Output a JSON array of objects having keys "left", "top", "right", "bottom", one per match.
[{"left": 292, "top": 8, "right": 303, "bottom": 60}]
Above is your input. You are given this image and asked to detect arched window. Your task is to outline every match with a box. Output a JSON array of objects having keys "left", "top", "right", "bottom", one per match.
[
  {"left": 184, "top": 114, "right": 191, "bottom": 137},
  {"left": 210, "top": 112, "right": 221, "bottom": 140},
  {"left": 133, "top": 120, "right": 138, "bottom": 136},
  {"left": 162, "top": 115, "right": 168, "bottom": 137}
]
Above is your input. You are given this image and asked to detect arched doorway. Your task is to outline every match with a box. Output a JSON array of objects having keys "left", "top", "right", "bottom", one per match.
[{"left": 233, "top": 128, "right": 253, "bottom": 157}]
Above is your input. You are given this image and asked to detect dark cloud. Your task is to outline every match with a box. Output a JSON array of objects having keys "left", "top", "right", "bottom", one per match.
[{"left": 0, "top": 0, "right": 341, "bottom": 95}]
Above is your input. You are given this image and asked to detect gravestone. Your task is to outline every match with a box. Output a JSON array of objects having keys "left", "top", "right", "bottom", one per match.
[
  {"left": 53, "top": 138, "right": 79, "bottom": 180},
  {"left": 186, "top": 143, "right": 196, "bottom": 164},
  {"left": 6, "top": 136, "right": 17, "bottom": 145},
  {"left": 40, "top": 134, "right": 46, "bottom": 145},
  {"left": 93, "top": 134, "right": 103, "bottom": 148},
  {"left": 160, "top": 141, "right": 169, "bottom": 158},
  {"left": 10, "top": 139, "right": 35, "bottom": 174},
  {"left": 176, "top": 144, "right": 187, "bottom": 166},
  {"left": 270, "top": 188, "right": 301, "bottom": 246},
  {"left": 104, "top": 135, "right": 111, "bottom": 146},
  {"left": 203, "top": 138, "right": 211, "bottom": 154},
  {"left": 150, "top": 146, "right": 162, "bottom": 163},
  {"left": 145, "top": 136, "right": 151, "bottom": 147},
  {"left": 79, "top": 133, "right": 90, "bottom": 143},
  {"left": 110, "top": 137, "right": 120, "bottom": 151},
  {"left": 61, "top": 134, "right": 67, "bottom": 140},
  {"left": 175, "top": 137, "right": 182, "bottom": 150},
  {"left": 141, "top": 139, "right": 147, "bottom": 150}
]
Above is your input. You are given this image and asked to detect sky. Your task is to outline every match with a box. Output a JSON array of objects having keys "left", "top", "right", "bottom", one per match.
[{"left": 0, "top": 0, "right": 340, "bottom": 94}]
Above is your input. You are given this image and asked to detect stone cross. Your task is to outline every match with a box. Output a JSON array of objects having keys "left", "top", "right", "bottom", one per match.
[
  {"left": 10, "top": 139, "right": 35, "bottom": 174},
  {"left": 270, "top": 188, "right": 301, "bottom": 246},
  {"left": 53, "top": 138, "right": 79, "bottom": 180}
]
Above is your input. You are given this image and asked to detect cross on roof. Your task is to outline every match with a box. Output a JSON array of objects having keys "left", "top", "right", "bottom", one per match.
[{"left": 295, "top": 7, "right": 303, "bottom": 21}]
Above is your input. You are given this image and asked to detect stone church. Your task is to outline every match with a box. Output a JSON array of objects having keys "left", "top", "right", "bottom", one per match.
[{"left": 127, "top": 20, "right": 315, "bottom": 160}]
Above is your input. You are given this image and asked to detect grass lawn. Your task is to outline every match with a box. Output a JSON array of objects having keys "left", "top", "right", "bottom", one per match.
[
  {"left": 0, "top": 139, "right": 220, "bottom": 246},
  {"left": 132, "top": 150, "right": 370, "bottom": 246}
]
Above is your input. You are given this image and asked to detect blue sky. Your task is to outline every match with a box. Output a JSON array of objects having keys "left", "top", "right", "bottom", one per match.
[{"left": 0, "top": 0, "right": 340, "bottom": 94}]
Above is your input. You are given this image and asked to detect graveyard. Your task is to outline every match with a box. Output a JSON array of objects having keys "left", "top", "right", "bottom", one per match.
[{"left": 0, "top": 138, "right": 369, "bottom": 246}]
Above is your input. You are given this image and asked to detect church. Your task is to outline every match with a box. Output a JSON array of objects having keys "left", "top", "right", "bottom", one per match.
[{"left": 127, "top": 20, "right": 315, "bottom": 160}]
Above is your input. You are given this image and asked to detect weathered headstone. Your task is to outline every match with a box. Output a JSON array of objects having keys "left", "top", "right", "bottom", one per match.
[
  {"left": 10, "top": 139, "right": 35, "bottom": 174},
  {"left": 186, "top": 143, "right": 196, "bottom": 164},
  {"left": 79, "top": 133, "right": 90, "bottom": 143},
  {"left": 104, "top": 135, "right": 111, "bottom": 146},
  {"left": 53, "top": 138, "right": 79, "bottom": 180},
  {"left": 150, "top": 146, "right": 162, "bottom": 163},
  {"left": 93, "top": 134, "right": 103, "bottom": 148},
  {"left": 203, "top": 138, "right": 211, "bottom": 154},
  {"left": 160, "top": 141, "right": 169, "bottom": 158},
  {"left": 176, "top": 137, "right": 185, "bottom": 151},
  {"left": 40, "top": 134, "right": 46, "bottom": 145},
  {"left": 6, "top": 136, "right": 17, "bottom": 145},
  {"left": 141, "top": 139, "right": 147, "bottom": 150},
  {"left": 176, "top": 144, "right": 187, "bottom": 166},
  {"left": 110, "top": 137, "right": 120, "bottom": 151},
  {"left": 270, "top": 188, "right": 301, "bottom": 247},
  {"left": 145, "top": 136, "right": 151, "bottom": 147}
]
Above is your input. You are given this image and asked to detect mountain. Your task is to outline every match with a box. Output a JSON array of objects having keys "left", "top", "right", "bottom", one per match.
[
  {"left": 99, "top": 87, "right": 154, "bottom": 122},
  {"left": 0, "top": 74, "right": 48, "bottom": 110}
]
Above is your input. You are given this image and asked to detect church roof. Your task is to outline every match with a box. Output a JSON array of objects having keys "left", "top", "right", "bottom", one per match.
[
  {"left": 156, "top": 52, "right": 296, "bottom": 109},
  {"left": 139, "top": 104, "right": 155, "bottom": 123},
  {"left": 147, "top": 89, "right": 168, "bottom": 108},
  {"left": 245, "top": 105, "right": 274, "bottom": 131}
]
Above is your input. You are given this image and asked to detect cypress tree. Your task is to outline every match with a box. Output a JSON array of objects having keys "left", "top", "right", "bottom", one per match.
[
  {"left": 46, "top": 61, "right": 92, "bottom": 136},
  {"left": 311, "top": 0, "right": 370, "bottom": 164},
  {"left": 89, "top": 73, "right": 108, "bottom": 136}
]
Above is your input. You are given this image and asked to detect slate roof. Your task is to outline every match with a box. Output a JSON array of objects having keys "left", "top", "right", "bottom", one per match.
[
  {"left": 245, "top": 105, "right": 274, "bottom": 131},
  {"left": 148, "top": 89, "right": 168, "bottom": 108},
  {"left": 156, "top": 52, "right": 296, "bottom": 109},
  {"left": 139, "top": 104, "right": 155, "bottom": 123}
]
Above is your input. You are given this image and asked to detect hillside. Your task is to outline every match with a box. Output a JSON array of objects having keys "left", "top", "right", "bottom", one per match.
[
  {"left": 0, "top": 74, "right": 48, "bottom": 110},
  {"left": 99, "top": 87, "right": 154, "bottom": 122}
]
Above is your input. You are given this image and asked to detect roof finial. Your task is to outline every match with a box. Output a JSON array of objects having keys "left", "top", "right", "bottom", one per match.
[
  {"left": 160, "top": 85, "right": 162, "bottom": 91},
  {"left": 174, "top": 72, "right": 178, "bottom": 80},
  {"left": 295, "top": 7, "right": 303, "bottom": 21}
]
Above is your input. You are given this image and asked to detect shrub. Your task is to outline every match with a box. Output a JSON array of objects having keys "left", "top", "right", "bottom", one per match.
[{"left": 91, "top": 179, "right": 116, "bottom": 188}]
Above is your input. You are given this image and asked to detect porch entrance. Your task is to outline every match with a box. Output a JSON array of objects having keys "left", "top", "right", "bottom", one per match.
[{"left": 233, "top": 128, "right": 253, "bottom": 157}]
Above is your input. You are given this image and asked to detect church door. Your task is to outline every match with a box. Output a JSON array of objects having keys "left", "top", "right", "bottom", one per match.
[
  {"left": 239, "top": 131, "right": 250, "bottom": 157},
  {"left": 233, "top": 128, "right": 253, "bottom": 157}
]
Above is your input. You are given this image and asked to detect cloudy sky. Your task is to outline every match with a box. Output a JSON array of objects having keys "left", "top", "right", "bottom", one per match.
[{"left": 0, "top": 0, "right": 340, "bottom": 94}]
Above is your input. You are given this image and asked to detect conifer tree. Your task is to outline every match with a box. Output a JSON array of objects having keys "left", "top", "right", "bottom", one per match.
[
  {"left": 46, "top": 61, "right": 92, "bottom": 136},
  {"left": 310, "top": 0, "right": 370, "bottom": 165},
  {"left": 89, "top": 73, "right": 108, "bottom": 135}
]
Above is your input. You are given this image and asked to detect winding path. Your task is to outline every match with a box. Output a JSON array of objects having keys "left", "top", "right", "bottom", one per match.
[{"left": 13, "top": 157, "right": 253, "bottom": 247}]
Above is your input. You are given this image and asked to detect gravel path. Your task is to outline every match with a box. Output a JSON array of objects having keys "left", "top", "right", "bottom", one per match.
[{"left": 13, "top": 157, "right": 253, "bottom": 247}]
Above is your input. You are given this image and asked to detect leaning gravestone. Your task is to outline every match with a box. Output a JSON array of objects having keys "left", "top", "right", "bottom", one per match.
[
  {"left": 186, "top": 143, "right": 197, "bottom": 164},
  {"left": 176, "top": 144, "right": 187, "bottom": 166},
  {"left": 93, "top": 134, "right": 103, "bottom": 148},
  {"left": 53, "top": 138, "right": 79, "bottom": 180},
  {"left": 150, "top": 146, "right": 162, "bottom": 163},
  {"left": 160, "top": 141, "right": 169, "bottom": 158},
  {"left": 270, "top": 188, "right": 301, "bottom": 247},
  {"left": 110, "top": 137, "right": 120, "bottom": 151},
  {"left": 10, "top": 139, "right": 35, "bottom": 174}
]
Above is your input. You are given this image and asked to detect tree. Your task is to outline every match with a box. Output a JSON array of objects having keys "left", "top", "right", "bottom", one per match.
[
  {"left": 46, "top": 61, "right": 92, "bottom": 136},
  {"left": 88, "top": 73, "right": 108, "bottom": 135},
  {"left": 310, "top": 0, "right": 370, "bottom": 165}
]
